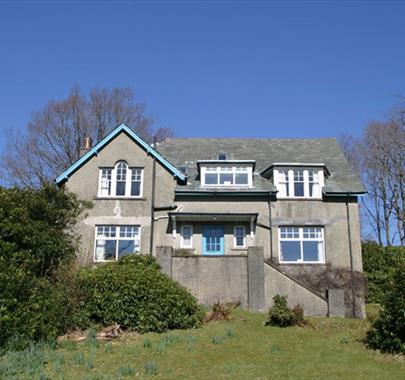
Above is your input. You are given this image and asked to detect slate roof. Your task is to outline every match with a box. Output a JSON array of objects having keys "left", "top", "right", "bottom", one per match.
[{"left": 157, "top": 137, "right": 365, "bottom": 194}]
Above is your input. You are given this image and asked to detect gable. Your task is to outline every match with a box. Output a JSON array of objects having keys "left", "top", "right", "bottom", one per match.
[{"left": 55, "top": 124, "right": 186, "bottom": 185}]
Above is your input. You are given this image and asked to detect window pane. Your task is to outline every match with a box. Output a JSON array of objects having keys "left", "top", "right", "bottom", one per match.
[
  {"left": 97, "top": 226, "right": 116, "bottom": 238},
  {"left": 219, "top": 173, "right": 233, "bottom": 185},
  {"left": 96, "top": 239, "right": 116, "bottom": 261},
  {"left": 116, "top": 162, "right": 127, "bottom": 180},
  {"left": 205, "top": 173, "right": 218, "bottom": 184},
  {"left": 118, "top": 240, "right": 135, "bottom": 258},
  {"left": 280, "top": 227, "right": 299, "bottom": 239},
  {"left": 281, "top": 241, "right": 301, "bottom": 262},
  {"left": 236, "top": 236, "right": 244, "bottom": 246},
  {"left": 294, "top": 182, "right": 304, "bottom": 197},
  {"left": 131, "top": 181, "right": 141, "bottom": 196},
  {"left": 303, "top": 241, "right": 320, "bottom": 262},
  {"left": 116, "top": 181, "right": 126, "bottom": 196},
  {"left": 235, "top": 173, "right": 248, "bottom": 185},
  {"left": 120, "top": 226, "right": 138, "bottom": 238}
]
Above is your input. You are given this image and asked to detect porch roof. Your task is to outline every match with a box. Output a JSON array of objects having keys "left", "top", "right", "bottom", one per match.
[{"left": 168, "top": 212, "right": 258, "bottom": 223}]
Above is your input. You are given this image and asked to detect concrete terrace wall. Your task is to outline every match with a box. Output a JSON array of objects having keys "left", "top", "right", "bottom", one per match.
[
  {"left": 264, "top": 264, "right": 328, "bottom": 316},
  {"left": 157, "top": 246, "right": 266, "bottom": 311},
  {"left": 172, "top": 255, "right": 249, "bottom": 308}
]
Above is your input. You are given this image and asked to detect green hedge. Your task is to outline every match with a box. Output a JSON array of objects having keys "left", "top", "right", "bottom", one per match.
[
  {"left": 80, "top": 255, "right": 204, "bottom": 333},
  {"left": 362, "top": 242, "right": 405, "bottom": 303}
]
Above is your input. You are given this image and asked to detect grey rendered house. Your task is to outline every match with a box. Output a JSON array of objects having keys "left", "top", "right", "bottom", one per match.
[{"left": 56, "top": 123, "right": 366, "bottom": 318}]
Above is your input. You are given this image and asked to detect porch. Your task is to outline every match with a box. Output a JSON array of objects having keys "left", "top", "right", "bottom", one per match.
[{"left": 168, "top": 212, "right": 258, "bottom": 256}]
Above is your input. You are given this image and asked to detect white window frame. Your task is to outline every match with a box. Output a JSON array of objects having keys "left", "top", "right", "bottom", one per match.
[
  {"left": 234, "top": 225, "right": 246, "bottom": 248},
  {"left": 278, "top": 226, "right": 325, "bottom": 264},
  {"left": 180, "top": 225, "right": 193, "bottom": 248},
  {"left": 98, "top": 161, "right": 144, "bottom": 198},
  {"left": 94, "top": 225, "right": 141, "bottom": 262},
  {"left": 201, "top": 165, "right": 253, "bottom": 187},
  {"left": 274, "top": 168, "right": 324, "bottom": 199}
]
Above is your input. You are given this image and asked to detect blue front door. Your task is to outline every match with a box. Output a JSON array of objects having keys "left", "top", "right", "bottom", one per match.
[{"left": 202, "top": 225, "right": 224, "bottom": 255}]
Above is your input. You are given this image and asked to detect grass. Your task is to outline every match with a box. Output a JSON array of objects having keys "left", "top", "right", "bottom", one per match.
[{"left": 1, "top": 307, "right": 404, "bottom": 379}]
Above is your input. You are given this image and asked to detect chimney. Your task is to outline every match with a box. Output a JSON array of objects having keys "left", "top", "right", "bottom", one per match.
[{"left": 80, "top": 137, "right": 92, "bottom": 157}]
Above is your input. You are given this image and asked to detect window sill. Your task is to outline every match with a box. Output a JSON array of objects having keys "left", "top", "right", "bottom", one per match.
[
  {"left": 276, "top": 197, "right": 323, "bottom": 201},
  {"left": 230, "top": 248, "right": 248, "bottom": 251},
  {"left": 278, "top": 262, "right": 326, "bottom": 265},
  {"left": 95, "top": 197, "right": 146, "bottom": 201}
]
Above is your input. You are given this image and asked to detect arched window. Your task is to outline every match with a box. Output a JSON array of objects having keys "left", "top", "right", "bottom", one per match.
[
  {"left": 115, "top": 161, "right": 128, "bottom": 196},
  {"left": 98, "top": 161, "right": 143, "bottom": 198}
]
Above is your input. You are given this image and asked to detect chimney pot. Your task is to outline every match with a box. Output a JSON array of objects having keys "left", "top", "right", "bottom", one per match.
[{"left": 80, "top": 137, "right": 93, "bottom": 157}]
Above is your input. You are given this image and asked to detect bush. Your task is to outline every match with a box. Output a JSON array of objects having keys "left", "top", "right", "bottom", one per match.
[
  {"left": 362, "top": 242, "right": 405, "bottom": 303},
  {"left": 366, "top": 264, "right": 405, "bottom": 354},
  {"left": 0, "top": 185, "right": 89, "bottom": 350},
  {"left": 80, "top": 255, "right": 203, "bottom": 333},
  {"left": 265, "top": 295, "right": 298, "bottom": 327}
]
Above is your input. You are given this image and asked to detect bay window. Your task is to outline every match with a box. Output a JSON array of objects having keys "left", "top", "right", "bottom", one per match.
[
  {"left": 279, "top": 226, "right": 324, "bottom": 263},
  {"left": 95, "top": 225, "right": 140, "bottom": 262},
  {"left": 98, "top": 161, "right": 143, "bottom": 197}
]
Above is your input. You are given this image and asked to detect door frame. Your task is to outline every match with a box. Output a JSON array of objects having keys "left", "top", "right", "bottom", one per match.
[{"left": 202, "top": 224, "right": 225, "bottom": 255}]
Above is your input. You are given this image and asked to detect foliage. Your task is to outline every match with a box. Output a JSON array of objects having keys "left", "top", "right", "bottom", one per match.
[
  {"left": 0, "top": 185, "right": 89, "bottom": 350},
  {"left": 79, "top": 255, "right": 204, "bottom": 333},
  {"left": 362, "top": 241, "right": 405, "bottom": 303},
  {"left": 203, "top": 301, "right": 237, "bottom": 323},
  {"left": 265, "top": 295, "right": 305, "bottom": 327},
  {"left": 366, "top": 264, "right": 405, "bottom": 354}
]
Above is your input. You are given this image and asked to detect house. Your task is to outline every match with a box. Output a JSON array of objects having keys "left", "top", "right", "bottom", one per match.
[{"left": 56, "top": 123, "right": 366, "bottom": 318}]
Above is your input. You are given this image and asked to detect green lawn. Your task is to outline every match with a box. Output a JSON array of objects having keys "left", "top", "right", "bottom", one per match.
[{"left": 1, "top": 307, "right": 404, "bottom": 380}]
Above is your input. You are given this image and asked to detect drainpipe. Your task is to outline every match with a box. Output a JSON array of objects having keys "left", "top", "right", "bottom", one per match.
[
  {"left": 268, "top": 194, "right": 274, "bottom": 262},
  {"left": 149, "top": 137, "right": 157, "bottom": 255},
  {"left": 346, "top": 192, "right": 356, "bottom": 316}
]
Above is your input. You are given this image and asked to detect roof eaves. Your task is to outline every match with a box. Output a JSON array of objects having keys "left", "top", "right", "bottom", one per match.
[{"left": 55, "top": 123, "right": 186, "bottom": 185}]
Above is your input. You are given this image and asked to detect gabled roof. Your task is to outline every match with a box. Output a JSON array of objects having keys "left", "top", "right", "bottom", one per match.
[{"left": 55, "top": 123, "right": 186, "bottom": 185}]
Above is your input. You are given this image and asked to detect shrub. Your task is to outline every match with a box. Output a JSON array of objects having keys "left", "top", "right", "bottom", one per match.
[
  {"left": 0, "top": 186, "right": 90, "bottom": 350},
  {"left": 366, "top": 264, "right": 405, "bottom": 354},
  {"left": 80, "top": 255, "right": 203, "bottom": 333},
  {"left": 203, "top": 302, "right": 235, "bottom": 324},
  {"left": 362, "top": 242, "right": 405, "bottom": 303},
  {"left": 265, "top": 295, "right": 306, "bottom": 327}
]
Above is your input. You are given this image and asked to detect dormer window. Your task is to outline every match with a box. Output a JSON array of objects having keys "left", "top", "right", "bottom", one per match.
[
  {"left": 98, "top": 161, "right": 143, "bottom": 198},
  {"left": 218, "top": 153, "right": 227, "bottom": 160},
  {"left": 201, "top": 165, "right": 252, "bottom": 187},
  {"left": 274, "top": 167, "right": 324, "bottom": 198}
]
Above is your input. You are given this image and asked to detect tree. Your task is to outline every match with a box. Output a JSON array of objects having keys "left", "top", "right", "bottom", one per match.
[
  {"left": 0, "top": 86, "right": 173, "bottom": 187},
  {"left": 340, "top": 105, "right": 405, "bottom": 246}
]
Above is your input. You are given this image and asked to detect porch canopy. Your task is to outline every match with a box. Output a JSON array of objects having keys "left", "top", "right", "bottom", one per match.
[{"left": 168, "top": 212, "right": 258, "bottom": 238}]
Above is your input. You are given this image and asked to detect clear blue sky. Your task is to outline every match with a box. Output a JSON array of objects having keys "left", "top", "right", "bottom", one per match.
[{"left": 1, "top": 0, "right": 405, "bottom": 151}]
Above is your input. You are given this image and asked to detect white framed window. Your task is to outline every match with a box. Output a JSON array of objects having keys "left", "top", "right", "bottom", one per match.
[
  {"left": 234, "top": 226, "right": 246, "bottom": 248},
  {"left": 201, "top": 166, "right": 252, "bottom": 187},
  {"left": 279, "top": 226, "right": 325, "bottom": 263},
  {"left": 274, "top": 168, "right": 324, "bottom": 198},
  {"left": 99, "top": 169, "right": 112, "bottom": 196},
  {"left": 98, "top": 161, "right": 143, "bottom": 198},
  {"left": 94, "top": 225, "right": 141, "bottom": 262},
  {"left": 180, "top": 225, "right": 193, "bottom": 248}
]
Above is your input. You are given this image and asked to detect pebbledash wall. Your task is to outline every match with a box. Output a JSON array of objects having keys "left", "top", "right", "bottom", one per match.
[
  {"left": 157, "top": 246, "right": 334, "bottom": 317},
  {"left": 64, "top": 131, "right": 365, "bottom": 318}
]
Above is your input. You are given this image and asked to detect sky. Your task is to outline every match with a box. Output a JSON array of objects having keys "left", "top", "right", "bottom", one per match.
[{"left": 1, "top": 0, "right": 405, "bottom": 152}]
